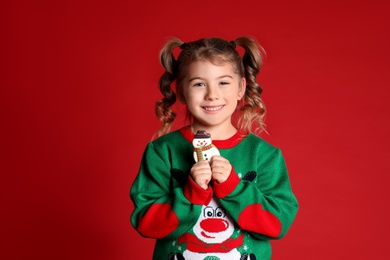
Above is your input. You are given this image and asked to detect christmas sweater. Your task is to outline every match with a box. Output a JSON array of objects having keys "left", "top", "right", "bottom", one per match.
[{"left": 130, "top": 126, "right": 298, "bottom": 260}]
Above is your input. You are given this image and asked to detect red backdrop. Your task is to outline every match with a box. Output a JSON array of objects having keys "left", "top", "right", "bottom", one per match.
[{"left": 2, "top": 0, "right": 390, "bottom": 259}]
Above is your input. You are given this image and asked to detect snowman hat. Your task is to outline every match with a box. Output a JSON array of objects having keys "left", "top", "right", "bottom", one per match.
[{"left": 194, "top": 130, "right": 211, "bottom": 139}]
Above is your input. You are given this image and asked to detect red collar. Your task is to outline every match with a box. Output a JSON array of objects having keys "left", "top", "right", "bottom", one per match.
[{"left": 180, "top": 126, "right": 246, "bottom": 149}]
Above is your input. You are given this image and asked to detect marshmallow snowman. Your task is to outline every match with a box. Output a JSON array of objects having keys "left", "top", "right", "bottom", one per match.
[{"left": 192, "top": 130, "right": 220, "bottom": 163}]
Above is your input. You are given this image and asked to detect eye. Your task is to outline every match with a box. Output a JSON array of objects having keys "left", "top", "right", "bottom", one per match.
[
  {"left": 215, "top": 207, "right": 226, "bottom": 218},
  {"left": 204, "top": 206, "right": 214, "bottom": 218},
  {"left": 193, "top": 82, "right": 205, "bottom": 87},
  {"left": 219, "top": 81, "right": 230, "bottom": 85}
]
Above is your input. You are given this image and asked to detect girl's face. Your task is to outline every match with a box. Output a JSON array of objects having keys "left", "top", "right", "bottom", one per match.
[{"left": 182, "top": 60, "right": 246, "bottom": 135}]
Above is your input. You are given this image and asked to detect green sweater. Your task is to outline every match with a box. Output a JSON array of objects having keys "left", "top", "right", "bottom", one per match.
[{"left": 130, "top": 126, "right": 298, "bottom": 260}]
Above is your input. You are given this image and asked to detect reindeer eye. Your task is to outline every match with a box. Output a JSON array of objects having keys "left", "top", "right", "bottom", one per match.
[
  {"left": 204, "top": 206, "right": 214, "bottom": 218},
  {"left": 215, "top": 207, "right": 226, "bottom": 218}
]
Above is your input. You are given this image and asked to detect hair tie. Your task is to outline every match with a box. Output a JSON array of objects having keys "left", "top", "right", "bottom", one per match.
[
  {"left": 229, "top": 40, "right": 236, "bottom": 48},
  {"left": 180, "top": 43, "right": 188, "bottom": 50}
]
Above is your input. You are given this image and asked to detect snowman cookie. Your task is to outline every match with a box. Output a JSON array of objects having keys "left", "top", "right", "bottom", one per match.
[{"left": 192, "top": 130, "right": 220, "bottom": 163}]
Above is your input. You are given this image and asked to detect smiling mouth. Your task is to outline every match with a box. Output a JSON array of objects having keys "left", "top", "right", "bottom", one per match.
[
  {"left": 202, "top": 105, "right": 224, "bottom": 111},
  {"left": 201, "top": 231, "right": 215, "bottom": 238}
]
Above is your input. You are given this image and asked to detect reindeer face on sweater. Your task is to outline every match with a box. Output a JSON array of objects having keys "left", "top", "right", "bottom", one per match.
[{"left": 193, "top": 199, "right": 235, "bottom": 244}]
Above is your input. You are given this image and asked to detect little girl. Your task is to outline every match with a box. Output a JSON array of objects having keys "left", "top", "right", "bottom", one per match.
[{"left": 130, "top": 36, "right": 298, "bottom": 260}]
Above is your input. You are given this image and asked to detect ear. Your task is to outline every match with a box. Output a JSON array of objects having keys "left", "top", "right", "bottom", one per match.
[
  {"left": 176, "top": 85, "right": 186, "bottom": 104},
  {"left": 178, "top": 94, "right": 186, "bottom": 104},
  {"left": 237, "top": 77, "right": 246, "bottom": 100}
]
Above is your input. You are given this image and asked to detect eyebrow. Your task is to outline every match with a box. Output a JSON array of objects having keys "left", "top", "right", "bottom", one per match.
[{"left": 188, "top": 75, "right": 233, "bottom": 82}]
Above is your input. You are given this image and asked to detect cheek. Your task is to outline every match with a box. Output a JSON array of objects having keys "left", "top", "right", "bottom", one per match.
[
  {"left": 186, "top": 100, "right": 199, "bottom": 114},
  {"left": 182, "top": 95, "right": 197, "bottom": 113},
  {"left": 227, "top": 91, "right": 241, "bottom": 102},
  {"left": 184, "top": 89, "right": 203, "bottom": 104}
]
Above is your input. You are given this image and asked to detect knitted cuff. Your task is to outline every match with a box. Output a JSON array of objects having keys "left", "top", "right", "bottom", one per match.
[
  {"left": 183, "top": 176, "right": 213, "bottom": 205},
  {"left": 213, "top": 168, "right": 240, "bottom": 198}
]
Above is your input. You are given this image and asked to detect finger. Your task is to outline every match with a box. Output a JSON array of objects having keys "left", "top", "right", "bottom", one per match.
[
  {"left": 211, "top": 162, "right": 231, "bottom": 173},
  {"left": 191, "top": 164, "right": 212, "bottom": 179},
  {"left": 193, "top": 160, "right": 211, "bottom": 169},
  {"left": 191, "top": 166, "right": 211, "bottom": 175},
  {"left": 210, "top": 156, "right": 230, "bottom": 168},
  {"left": 212, "top": 172, "right": 228, "bottom": 183},
  {"left": 194, "top": 174, "right": 211, "bottom": 189},
  {"left": 211, "top": 165, "right": 225, "bottom": 174}
]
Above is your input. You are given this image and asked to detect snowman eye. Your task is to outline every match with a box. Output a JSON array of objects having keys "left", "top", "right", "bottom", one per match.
[
  {"left": 215, "top": 207, "right": 226, "bottom": 218},
  {"left": 204, "top": 206, "right": 214, "bottom": 218}
]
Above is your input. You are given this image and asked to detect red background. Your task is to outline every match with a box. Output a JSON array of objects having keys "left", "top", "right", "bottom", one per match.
[{"left": 2, "top": 0, "right": 390, "bottom": 259}]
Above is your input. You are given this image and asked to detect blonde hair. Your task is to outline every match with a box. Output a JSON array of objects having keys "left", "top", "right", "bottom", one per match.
[{"left": 155, "top": 36, "right": 266, "bottom": 137}]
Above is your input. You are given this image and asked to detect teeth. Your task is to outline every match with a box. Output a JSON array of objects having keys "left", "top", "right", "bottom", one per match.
[{"left": 204, "top": 106, "right": 223, "bottom": 111}]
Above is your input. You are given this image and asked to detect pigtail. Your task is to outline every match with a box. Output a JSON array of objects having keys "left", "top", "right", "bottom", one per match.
[
  {"left": 235, "top": 36, "right": 267, "bottom": 134},
  {"left": 154, "top": 38, "right": 183, "bottom": 138}
]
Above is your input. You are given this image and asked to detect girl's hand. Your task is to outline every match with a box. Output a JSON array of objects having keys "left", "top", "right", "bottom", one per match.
[
  {"left": 210, "top": 155, "right": 232, "bottom": 183},
  {"left": 190, "top": 160, "right": 212, "bottom": 189}
]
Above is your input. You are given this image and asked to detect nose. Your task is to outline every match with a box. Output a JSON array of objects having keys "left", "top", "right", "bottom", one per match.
[
  {"left": 200, "top": 218, "right": 229, "bottom": 233},
  {"left": 205, "top": 86, "right": 219, "bottom": 101}
]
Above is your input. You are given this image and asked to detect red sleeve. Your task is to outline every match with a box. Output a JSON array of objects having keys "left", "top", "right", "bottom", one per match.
[
  {"left": 183, "top": 175, "right": 213, "bottom": 205},
  {"left": 212, "top": 168, "right": 240, "bottom": 198}
]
